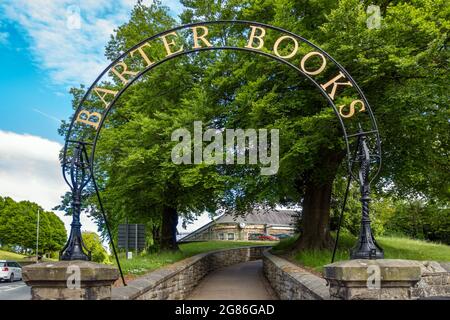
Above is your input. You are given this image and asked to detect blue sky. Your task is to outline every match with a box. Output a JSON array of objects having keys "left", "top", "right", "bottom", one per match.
[
  {"left": 0, "top": 0, "right": 184, "bottom": 142},
  {"left": 0, "top": 0, "right": 215, "bottom": 237},
  {"left": 0, "top": 20, "right": 71, "bottom": 141}
]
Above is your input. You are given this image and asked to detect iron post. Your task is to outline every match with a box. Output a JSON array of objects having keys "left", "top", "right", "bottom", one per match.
[
  {"left": 350, "top": 132, "right": 384, "bottom": 259},
  {"left": 60, "top": 143, "right": 91, "bottom": 261}
]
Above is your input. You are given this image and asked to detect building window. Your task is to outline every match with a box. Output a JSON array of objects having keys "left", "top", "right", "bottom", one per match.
[
  {"left": 228, "top": 233, "right": 235, "bottom": 240},
  {"left": 218, "top": 233, "right": 224, "bottom": 240}
]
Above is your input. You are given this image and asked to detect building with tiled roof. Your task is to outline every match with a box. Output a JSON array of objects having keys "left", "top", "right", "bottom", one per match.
[{"left": 179, "top": 208, "right": 299, "bottom": 242}]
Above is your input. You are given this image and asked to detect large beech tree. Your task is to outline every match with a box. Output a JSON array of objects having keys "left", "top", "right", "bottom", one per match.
[
  {"left": 179, "top": 0, "right": 449, "bottom": 250},
  {"left": 59, "top": 3, "right": 227, "bottom": 251}
]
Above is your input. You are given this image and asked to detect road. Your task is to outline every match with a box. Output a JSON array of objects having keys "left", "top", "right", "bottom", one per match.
[
  {"left": 0, "top": 281, "right": 31, "bottom": 300},
  {"left": 187, "top": 260, "right": 278, "bottom": 300}
]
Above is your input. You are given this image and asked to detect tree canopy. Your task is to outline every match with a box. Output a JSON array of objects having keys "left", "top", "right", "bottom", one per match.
[
  {"left": 58, "top": 0, "right": 449, "bottom": 252},
  {"left": 82, "top": 231, "right": 110, "bottom": 264},
  {"left": 0, "top": 196, "right": 66, "bottom": 255}
]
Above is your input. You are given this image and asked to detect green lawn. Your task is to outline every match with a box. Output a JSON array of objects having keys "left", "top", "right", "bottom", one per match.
[
  {"left": 272, "top": 232, "right": 450, "bottom": 273},
  {"left": 0, "top": 250, "right": 26, "bottom": 260},
  {"left": 117, "top": 241, "right": 274, "bottom": 276},
  {"left": 0, "top": 250, "right": 58, "bottom": 263}
]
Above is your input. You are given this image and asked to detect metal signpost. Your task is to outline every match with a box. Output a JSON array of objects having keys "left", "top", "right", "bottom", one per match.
[{"left": 118, "top": 223, "right": 146, "bottom": 256}]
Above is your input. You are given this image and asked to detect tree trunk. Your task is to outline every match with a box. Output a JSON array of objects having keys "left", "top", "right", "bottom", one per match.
[
  {"left": 151, "top": 224, "right": 161, "bottom": 247},
  {"left": 293, "top": 179, "right": 334, "bottom": 250},
  {"left": 160, "top": 205, "right": 179, "bottom": 251},
  {"left": 292, "top": 150, "right": 345, "bottom": 251}
]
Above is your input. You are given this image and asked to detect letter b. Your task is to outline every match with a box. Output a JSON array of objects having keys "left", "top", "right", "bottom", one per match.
[
  {"left": 245, "top": 26, "right": 266, "bottom": 50},
  {"left": 76, "top": 110, "right": 102, "bottom": 129}
]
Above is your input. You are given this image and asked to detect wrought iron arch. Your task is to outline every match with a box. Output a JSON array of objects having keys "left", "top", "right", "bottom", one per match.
[{"left": 60, "top": 21, "right": 383, "bottom": 280}]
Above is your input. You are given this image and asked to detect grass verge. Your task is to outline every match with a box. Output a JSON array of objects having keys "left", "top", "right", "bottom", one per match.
[
  {"left": 117, "top": 240, "right": 275, "bottom": 276},
  {"left": 272, "top": 232, "right": 450, "bottom": 273},
  {"left": 0, "top": 250, "right": 26, "bottom": 260}
]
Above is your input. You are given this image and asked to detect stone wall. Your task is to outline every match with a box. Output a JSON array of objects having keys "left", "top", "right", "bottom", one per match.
[
  {"left": 262, "top": 250, "right": 330, "bottom": 300},
  {"left": 324, "top": 259, "right": 450, "bottom": 300},
  {"left": 263, "top": 252, "right": 450, "bottom": 300},
  {"left": 112, "top": 246, "right": 271, "bottom": 300},
  {"left": 410, "top": 261, "right": 450, "bottom": 299}
]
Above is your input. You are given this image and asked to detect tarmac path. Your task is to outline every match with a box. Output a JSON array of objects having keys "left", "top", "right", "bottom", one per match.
[{"left": 187, "top": 260, "right": 278, "bottom": 300}]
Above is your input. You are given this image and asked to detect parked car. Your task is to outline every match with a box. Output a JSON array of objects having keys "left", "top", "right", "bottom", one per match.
[
  {"left": 258, "top": 234, "right": 279, "bottom": 241},
  {"left": 248, "top": 233, "right": 265, "bottom": 240},
  {"left": 0, "top": 260, "right": 22, "bottom": 282},
  {"left": 249, "top": 233, "right": 279, "bottom": 241},
  {"left": 273, "top": 234, "right": 292, "bottom": 240}
]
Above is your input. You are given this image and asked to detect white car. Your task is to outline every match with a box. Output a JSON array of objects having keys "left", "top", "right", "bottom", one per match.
[{"left": 0, "top": 260, "right": 23, "bottom": 282}]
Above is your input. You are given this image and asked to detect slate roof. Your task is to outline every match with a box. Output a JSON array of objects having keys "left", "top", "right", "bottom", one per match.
[
  {"left": 179, "top": 208, "right": 299, "bottom": 241},
  {"left": 215, "top": 209, "right": 298, "bottom": 226}
]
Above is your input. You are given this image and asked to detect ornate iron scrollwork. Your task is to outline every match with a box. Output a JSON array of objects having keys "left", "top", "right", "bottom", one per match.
[
  {"left": 59, "top": 142, "right": 92, "bottom": 261},
  {"left": 350, "top": 131, "right": 384, "bottom": 259}
]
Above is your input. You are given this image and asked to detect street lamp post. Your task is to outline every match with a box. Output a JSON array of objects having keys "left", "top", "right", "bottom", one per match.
[
  {"left": 36, "top": 209, "right": 40, "bottom": 263},
  {"left": 59, "top": 143, "right": 91, "bottom": 261},
  {"left": 350, "top": 133, "right": 384, "bottom": 259}
]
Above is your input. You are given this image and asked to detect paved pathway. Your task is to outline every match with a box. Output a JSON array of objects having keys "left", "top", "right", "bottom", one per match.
[{"left": 187, "top": 260, "right": 278, "bottom": 300}]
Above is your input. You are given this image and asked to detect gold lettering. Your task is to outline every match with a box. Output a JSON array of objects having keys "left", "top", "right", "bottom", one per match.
[
  {"left": 191, "top": 26, "right": 213, "bottom": 49},
  {"left": 110, "top": 61, "right": 138, "bottom": 85},
  {"left": 93, "top": 87, "right": 118, "bottom": 108},
  {"left": 320, "top": 71, "right": 352, "bottom": 100},
  {"left": 160, "top": 31, "right": 184, "bottom": 56},
  {"left": 130, "top": 42, "right": 154, "bottom": 67},
  {"left": 273, "top": 35, "right": 298, "bottom": 59},
  {"left": 338, "top": 99, "right": 366, "bottom": 118},
  {"left": 245, "top": 25, "right": 266, "bottom": 50},
  {"left": 300, "top": 51, "right": 327, "bottom": 75},
  {"left": 76, "top": 110, "right": 102, "bottom": 129}
]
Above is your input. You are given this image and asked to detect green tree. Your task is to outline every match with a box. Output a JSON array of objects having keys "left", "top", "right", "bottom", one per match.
[
  {"left": 385, "top": 200, "right": 450, "bottom": 244},
  {"left": 59, "top": 3, "right": 227, "bottom": 251},
  {"left": 330, "top": 178, "right": 397, "bottom": 237},
  {"left": 178, "top": 0, "right": 449, "bottom": 250},
  {"left": 0, "top": 196, "right": 66, "bottom": 255},
  {"left": 82, "top": 232, "right": 110, "bottom": 264}
]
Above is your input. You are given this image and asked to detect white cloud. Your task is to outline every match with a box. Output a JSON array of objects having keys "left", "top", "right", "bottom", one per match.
[
  {"left": 0, "top": 0, "right": 183, "bottom": 86},
  {"left": 0, "top": 130, "right": 98, "bottom": 235},
  {"left": 0, "top": 130, "right": 214, "bottom": 246},
  {"left": 0, "top": 31, "right": 9, "bottom": 45}
]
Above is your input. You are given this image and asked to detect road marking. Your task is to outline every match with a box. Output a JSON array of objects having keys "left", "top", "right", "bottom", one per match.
[{"left": 0, "top": 283, "right": 26, "bottom": 292}]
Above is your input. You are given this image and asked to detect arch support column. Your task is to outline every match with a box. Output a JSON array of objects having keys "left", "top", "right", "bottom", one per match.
[{"left": 350, "top": 133, "right": 383, "bottom": 259}]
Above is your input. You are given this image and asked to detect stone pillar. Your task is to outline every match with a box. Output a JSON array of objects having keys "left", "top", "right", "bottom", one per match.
[
  {"left": 23, "top": 260, "right": 119, "bottom": 300},
  {"left": 323, "top": 259, "right": 421, "bottom": 300}
]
